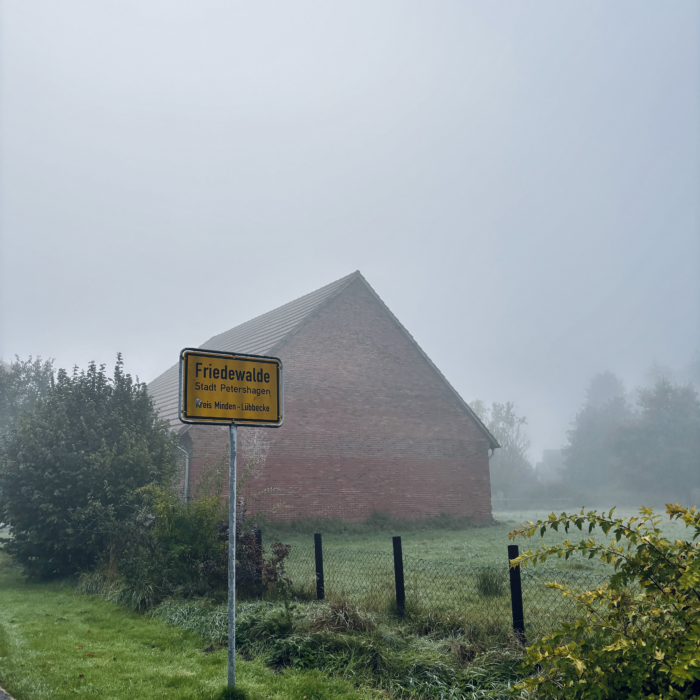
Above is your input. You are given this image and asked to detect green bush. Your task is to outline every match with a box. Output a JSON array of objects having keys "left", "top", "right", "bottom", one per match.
[
  {"left": 79, "top": 473, "right": 291, "bottom": 610},
  {"left": 0, "top": 356, "right": 177, "bottom": 578},
  {"left": 510, "top": 504, "right": 700, "bottom": 699}
]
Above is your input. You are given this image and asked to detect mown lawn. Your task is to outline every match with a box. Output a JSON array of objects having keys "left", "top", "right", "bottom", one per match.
[{"left": 0, "top": 552, "right": 375, "bottom": 700}]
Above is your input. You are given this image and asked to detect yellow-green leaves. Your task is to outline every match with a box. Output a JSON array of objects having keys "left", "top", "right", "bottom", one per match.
[{"left": 511, "top": 504, "right": 700, "bottom": 699}]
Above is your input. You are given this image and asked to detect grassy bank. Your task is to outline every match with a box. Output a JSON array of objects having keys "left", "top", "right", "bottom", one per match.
[
  {"left": 0, "top": 551, "right": 375, "bottom": 700},
  {"left": 150, "top": 596, "right": 528, "bottom": 699},
  {"left": 0, "top": 548, "right": 528, "bottom": 700}
]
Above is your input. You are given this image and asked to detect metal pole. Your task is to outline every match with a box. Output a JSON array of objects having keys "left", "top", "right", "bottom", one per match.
[
  {"left": 228, "top": 424, "right": 237, "bottom": 687},
  {"left": 314, "top": 533, "right": 324, "bottom": 600},
  {"left": 508, "top": 544, "right": 525, "bottom": 642},
  {"left": 393, "top": 536, "right": 405, "bottom": 616}
]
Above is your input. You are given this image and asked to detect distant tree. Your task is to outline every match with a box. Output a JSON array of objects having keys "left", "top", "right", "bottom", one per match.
[
  {"left": 585, "top": 371, "right": 626, "bottom": 409},
  {"left": 613, "top": 379, "right": 700, "bottom": 503},
  {"left": 469, "top": 399, "right": 488, "bottom": 422},
  {"left": 562, "top": 394, "right": 632, "bottom": 494},
  {"left": 471, "top": 400, "right": 535, "bottom": 498},
  {"left": 645, "top": 360, "right": 676, "bottom": 386},
  {"left": 680, "top": 351, "right": 700, "bottom": 388},
  {"left": 563, "top": 373, "right": 700, "bottom": 504},
  {"left": 0, "top": 355, "right": 177, "bottom": 578},
  {"left": 0, "top": 356, "right": 55, "bottom": 445}
]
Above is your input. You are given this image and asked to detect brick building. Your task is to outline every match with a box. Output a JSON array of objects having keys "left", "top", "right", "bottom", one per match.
[{"left": 148, "top": 271, "right": 498, "bottom": 523}]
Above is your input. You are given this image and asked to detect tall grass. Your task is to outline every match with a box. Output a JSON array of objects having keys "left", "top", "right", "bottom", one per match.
[
  {"left": 476, "top": 569, "right": 507, "bottom": 598},
  {"left": 146, "top": 595, "right": 529, "bottom": 699}
]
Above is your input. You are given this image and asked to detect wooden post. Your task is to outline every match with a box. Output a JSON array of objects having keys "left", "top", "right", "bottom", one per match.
[
  {"left": 314, "top": 533, "right": 325, "bottom": 601},
  {"left": 393, "top": 536, "right": 406, "bottom": 616},
  {"left": 508, "top": 544, "right": 525, "bottom": 641}
]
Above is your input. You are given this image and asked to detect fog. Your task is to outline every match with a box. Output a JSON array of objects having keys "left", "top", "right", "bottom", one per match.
[{"left": 1, "top": 1, "right": 698, "bottom": 457}]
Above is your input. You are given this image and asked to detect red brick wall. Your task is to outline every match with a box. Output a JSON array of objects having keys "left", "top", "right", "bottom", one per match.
[{"left": 183, "top": 278, "right": 493, "bottom": 523}]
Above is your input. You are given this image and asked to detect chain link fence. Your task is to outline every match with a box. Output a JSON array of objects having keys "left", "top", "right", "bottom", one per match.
[{"left": 282, "top": 539, "right": 609, "bottom": 635}]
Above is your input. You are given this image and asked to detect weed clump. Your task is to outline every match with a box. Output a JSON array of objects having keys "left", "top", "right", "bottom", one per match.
[
  {"left": 308, "top": 601, "right": 377, "bottom": 633},
  {"left": 476, "top": 569, "right": 507, "bottom": 598}
]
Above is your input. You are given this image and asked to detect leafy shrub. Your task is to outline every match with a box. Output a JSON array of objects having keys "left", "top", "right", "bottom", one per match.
[
  {"left": 510, "top": 504, "right": 700, "bottom": 699},
  {"left": 476, "top": 568, "right": 506, "bottom": 598},
  {"left": 0, "top": 356, "right": 177, "bottom": 578},
  {"left": 79, "top": 474, "right": 292, "bottom": 609}
]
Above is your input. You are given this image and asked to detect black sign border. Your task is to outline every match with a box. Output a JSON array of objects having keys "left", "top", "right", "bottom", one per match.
[{"left": 179, "top": 347, "right": 284, "bottom": 427}]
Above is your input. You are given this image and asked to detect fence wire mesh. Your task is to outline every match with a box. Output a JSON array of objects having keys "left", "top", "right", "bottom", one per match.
[{"left": 282, "top": 541, "right": 610, "bottom": 634}]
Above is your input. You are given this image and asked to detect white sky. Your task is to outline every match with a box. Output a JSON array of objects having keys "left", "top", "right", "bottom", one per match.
[{"left": 1, "top": 1, "right": 698, "bottom": 457}]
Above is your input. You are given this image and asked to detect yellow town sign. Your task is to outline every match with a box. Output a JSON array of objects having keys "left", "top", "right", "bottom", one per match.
[{"left": 179, "top": 348, "right": 283, "bottom": 426}]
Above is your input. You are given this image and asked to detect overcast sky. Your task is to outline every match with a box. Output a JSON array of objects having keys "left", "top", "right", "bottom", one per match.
[{"left": 1, "top": 1, "right": 698, "bottom": 457}]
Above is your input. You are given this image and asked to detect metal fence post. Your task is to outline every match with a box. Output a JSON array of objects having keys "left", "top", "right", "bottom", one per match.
[
  {"left": 314, "top": 533, "right": 325, "bottom": 601},
  {"left": 508, "top": 544, "right": 525, "bottom": 641},
  {"left": 393, "top": 536, "right": 406, "bottom": 616}
]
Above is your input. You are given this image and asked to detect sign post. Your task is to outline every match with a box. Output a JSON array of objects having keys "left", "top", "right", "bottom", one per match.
[
  {"left": 179, "top": 348, "right": 283, "bottom": 688},
  {"left": 228, "top": 423, "right": 237, "bottom": 686}
]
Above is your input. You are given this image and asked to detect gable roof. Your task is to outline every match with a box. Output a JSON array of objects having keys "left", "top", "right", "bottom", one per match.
[{"left": 147, "top": 271, "right": 499, "bottom": 448}]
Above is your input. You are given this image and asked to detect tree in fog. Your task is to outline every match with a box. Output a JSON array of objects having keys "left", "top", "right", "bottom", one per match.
[
  {"left": 680, "top": 351, "right": 700, "bottom": 388},
  {"left": 563, "top": 372, "right": 631, "bottom": 494},
  {"left": 471, "top": 400, "right": 535, "bottom": 498},
  {"left": 563, "top": 397, "right": 631, "bottom": 494},
  {"left": 613, "top": 379, "right": 700, "bottom": 503},
  {"left": 563, "top": 372, "right": 700, "bottom": 504},
  {"left": 645, "top": 360, "right": 676, "bottom": 386},
  {"left": 0, "top": 356, "right": 55, "bottom": 445},
  {"left": 585, "top": 370, "right": 626, "bottom": 408}
]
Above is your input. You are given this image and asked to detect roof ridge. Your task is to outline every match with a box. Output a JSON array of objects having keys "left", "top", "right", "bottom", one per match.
[
  {"left": 203, "top": 270, "right": 360, "bottom": 351},
  {"left": 350, "top": 274, "right": 500, "bottom": 450},
  {"left": 266, "top": 271, "right": 360, "bottom": 355}
]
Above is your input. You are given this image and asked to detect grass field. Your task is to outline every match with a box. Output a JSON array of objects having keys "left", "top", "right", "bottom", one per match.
[
  {"left": 0, "top": 551, "right": 375, "bottom": 700},
  {"left": 269, "top": 507, "right": 691, "bottom": 570},
  {"left": 263, "top": 507, "right": 692, "bottom": 636}
]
